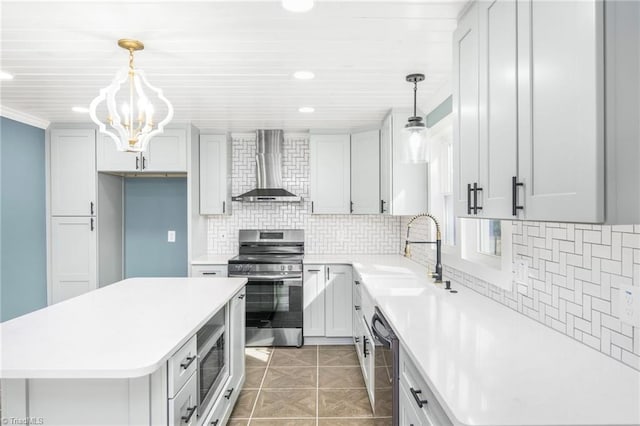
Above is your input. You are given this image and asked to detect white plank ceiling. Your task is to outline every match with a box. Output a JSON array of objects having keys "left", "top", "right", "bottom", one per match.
[{"left": 0, "top": 0, "right": 464, "bottom": 131}]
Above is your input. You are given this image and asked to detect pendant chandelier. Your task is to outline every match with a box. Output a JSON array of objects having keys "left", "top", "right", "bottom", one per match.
[
  {"left": 89, "top": 39, "right": 173, "bottom": 152},
  {"left": 404, "top": 73, "right": 428, "bottom": 163}
]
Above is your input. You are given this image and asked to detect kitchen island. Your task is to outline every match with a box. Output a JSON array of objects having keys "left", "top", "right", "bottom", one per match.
[{"left": 0, "top": 277, "right": 247, "bottom": 426}]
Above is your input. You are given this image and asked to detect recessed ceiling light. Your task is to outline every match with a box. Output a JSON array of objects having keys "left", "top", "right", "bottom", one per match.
[
  {"left": 299, "top": 107, "right": 315, "bottom": 113},
  {"left": 282, "top": 0, "right": 314, "bottom": 13},
  {"left": 293, "top": 71, "right": 315, "bottom": 80},
  {"left": 0, "top": 71, "right": 14, "bottom": 80},
  {"left": 72, "top": 106, "right": 89, "bottom": 113}
]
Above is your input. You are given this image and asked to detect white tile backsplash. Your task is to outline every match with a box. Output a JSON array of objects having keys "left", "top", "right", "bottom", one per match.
[
  {"left": 206, "top": 134, "right": 401, "bottom": 255},
  {"left": 402, "top": 217, "right": 640, "bottom": 371}
]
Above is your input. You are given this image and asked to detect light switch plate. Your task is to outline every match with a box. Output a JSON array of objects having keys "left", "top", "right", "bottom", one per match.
[
  {"left": 168, "top": 230, "right": 176, "bottom": 243},
  {"left": 513, "top": 259, "right": 529, "bottom": 284},
  {"left": 618, "top": 284, "right": 640, "bottom": 327}
]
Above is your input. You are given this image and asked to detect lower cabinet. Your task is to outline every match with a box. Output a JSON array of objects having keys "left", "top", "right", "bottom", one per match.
[
  {"left": 50, "top": 216, "right": 97, "bottom": 304},
  {"left": 191, "top": 264, "right": 228, "bottom": 277},
  {"left": 303, "top": 264, "right": 353, "bottom": 338}
]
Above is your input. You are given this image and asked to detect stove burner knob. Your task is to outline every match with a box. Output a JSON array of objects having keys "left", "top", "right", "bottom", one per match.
[
  {"left": 281, "top": 265, "right": 285, "bottom": 271},
  {"left": 288, "top": 265, "right": 292, "bottom": 270}
]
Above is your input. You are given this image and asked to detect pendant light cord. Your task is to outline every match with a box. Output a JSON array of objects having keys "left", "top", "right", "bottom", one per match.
[{"left": 413, "top": 81, "right": 418, "bottom": 117}]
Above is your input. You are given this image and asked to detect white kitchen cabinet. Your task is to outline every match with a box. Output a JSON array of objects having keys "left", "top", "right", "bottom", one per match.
[
  {"left": 454, "top": 0, "right": 606, "bottom": 222},
  {"left": 399, "top": 384, "right": 428, "bottom": 426},
  {"left": 200, "top": 134, "right": 231, "bottom": 215},
  {"left": 191, "top": 264, "right": 228, "bottom": 277},
  {"left": 325, "top": 265, "right": 353, "bottom": 337},
  {"left": 50, "top": 216, "right": 97, "bottom": 304},
  {"left": 351, "top": 129, "right": 381, "bottom": 214},
  {"left": 380, "top": 111, "right": 429, "bottom": 216},
  {"left": 310, "top": 134, "right": 351, "bottom": 214},
  {"left": 453, "top": 3, "right": 480, "bottom": 219},
  {"left": 96, "top": 128, "right": 187, "bottom": 173},
  {"left": 96, "top": 134, "right": 140, "bottom": 172},
  {"left": 50, "top": 129, "right": 96, "bottom": 217},
  {"left": 303, "top": 265, "right": 326, "bottom": 337}
]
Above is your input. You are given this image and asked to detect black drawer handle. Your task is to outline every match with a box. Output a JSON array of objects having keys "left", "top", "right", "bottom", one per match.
[
  {"left": 90, "top": 201, "right": 94, "bottom": 215},
  {"left": 363, "top": 336, "right": 369, "bottom": 358},
  {"left": 380, "top": 199, "right": 386, "bottom": 213},
  {"left": 180, "top": 355, "right": 196, "bottom": 370},
  {"left": 136, "top": 156, "right": 140, "bottom": 170},
  {"left": 512, "top": 176, "right": 524, "bottom": 216},
  {"left": 354, "top": 280, "right": 360, "bottom": 285},
  {"left": 202, "top": 272, "right": 217, "bottom": 275},
  {"left": 410, "top": 387, "right": 428, "bottom": 408},
  {"left": 307, "top": 269, "right": 321, "bottom": 272},
  {"left": 238, "top": 294, "right": 245, "bottom": 299},
  {"left": 211, "top": 420, "right": 219, "bottom": 426},
  {"left": 224, "top": 387, "right": 234, "bottom": 399},
  {"left": 181, "top": 405, "right": 197, "bottom": 424},
  {"left": 354, "top": 336, "right": 360, "bottom": 343},
  {"left": 354, "top": 305, "right": 361, "bottom": 311}
]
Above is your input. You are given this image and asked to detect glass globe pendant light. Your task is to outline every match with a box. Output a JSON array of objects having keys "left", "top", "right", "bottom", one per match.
[
  {"left": 404, "top": 73, "right": 428, "bottom": 163},
  {"left": 89, "top": 39, "right": 174, "bottom": 152}
]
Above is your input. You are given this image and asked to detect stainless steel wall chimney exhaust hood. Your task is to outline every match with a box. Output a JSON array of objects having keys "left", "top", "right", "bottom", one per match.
[{"left": 232, "top": 130, "right": 302, "bottom": 202}]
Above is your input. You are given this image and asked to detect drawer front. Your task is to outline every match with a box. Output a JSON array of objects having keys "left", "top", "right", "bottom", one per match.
[
  {"left": 168, "top": 336, "right": 198, "bottom": 398},
  {"left": 400, "top": 346, "right": 453, "bottom": 426},
  {"left": 168, "top": 371, "right": 198, "bottom": 426},
  {"left": 191, "top": 265, "right": 228, "bottom": 277},
  {"left": 400, "top": 382, "right": 431, "bottom": 426},
  {"left": 201, "top": 390, "right": 229, "bottom": 426}
]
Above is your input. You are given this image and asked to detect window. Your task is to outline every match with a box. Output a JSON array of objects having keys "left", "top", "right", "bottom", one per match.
[
  {"left": 427, "top": 115, "right": 455, "bottom": 247},
  {"left": 478, "top": 219, "right": 501, "bottom": 256}
]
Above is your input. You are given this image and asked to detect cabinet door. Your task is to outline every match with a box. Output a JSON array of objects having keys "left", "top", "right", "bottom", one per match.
[
  {"left": 478, "top": 0, "right": 519, "bottom": 219},
  {"left": 453, "top": 3, "right": 480, "bottom": 218},
  {"left": 517, "top": 0, "right": 604, "bottom": 222},
  {"left": 96, "top": 134, "right": 140, "bottom": 172},
  {"left": 50, "top": 216, "right": 97, "bottom": 304},
  {"left": 229, "top": 288, "right": 246, "bottom": 387},
  {"left": 310, "top": 134, "right": 351, "bottom": 214},
  {"left": 351, "top": 130, "right": 381, "bottom": 214},
  {"left": 399, "top": 384, "right": 430, "bottom": 426},
  {"left": 303, "top": 265, "right": 325, "bottom": 337},
  {"left": 142, "top": 129, "right": 187, "bottom": 172},
  {"left": 380, "top": 115, "right": 392, "bottom": 215},
  {"left": 200, "top": 134, "right": 229, "bottom": 215},
  {"left": 50, "top": 129, "right": 96, "bottom": 216},
  {"left": 325, "top": 265, "right": 353, "bottom": 337}
]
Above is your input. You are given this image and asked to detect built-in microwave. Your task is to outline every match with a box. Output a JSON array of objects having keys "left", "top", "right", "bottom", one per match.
[{"left": 196, "top": 308, "right": 228, "bottom": 418}]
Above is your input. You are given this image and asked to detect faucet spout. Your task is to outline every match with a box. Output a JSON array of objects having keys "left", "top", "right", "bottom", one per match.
[{"left": 404, "top": 213, "right": 443, "bottom": 283}]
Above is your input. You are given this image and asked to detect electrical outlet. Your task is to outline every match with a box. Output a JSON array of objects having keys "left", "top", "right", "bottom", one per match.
[
  {"left": 513, "top": 259, "right": 529, "bottom": 284},
  {"left": 618, "top": 284, "right": 640, "bottom": 327},
  {"left": 167, "top": 230, "right": 176, "bottom": 243}
]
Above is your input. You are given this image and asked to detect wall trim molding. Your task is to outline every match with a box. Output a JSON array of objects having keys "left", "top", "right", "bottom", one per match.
[{"left": 0, "top": 105, "right": 50, "bottom": 129}]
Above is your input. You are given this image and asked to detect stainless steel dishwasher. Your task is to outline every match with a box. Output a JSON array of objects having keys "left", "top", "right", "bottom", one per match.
[{"left": 371, "top": 307, "right": 400, "bottom": 426}]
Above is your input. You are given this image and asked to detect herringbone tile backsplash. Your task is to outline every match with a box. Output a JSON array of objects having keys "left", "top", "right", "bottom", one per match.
[
  {"left": 402, "top": 217, "right": 640, "bottom": 371},
  {"left": 206, "top": 134, "right": 401, "bottom": 255}
]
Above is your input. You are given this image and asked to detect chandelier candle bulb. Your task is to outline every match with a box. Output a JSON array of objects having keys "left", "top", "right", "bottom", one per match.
[{"left": 89, "top": 39, "right": 173, "bottom": 153}]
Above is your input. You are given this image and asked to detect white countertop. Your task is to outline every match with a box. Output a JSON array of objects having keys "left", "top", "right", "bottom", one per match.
[
  {"left": 305, "top": 254, "right": 640, "bottom": 426},
  {"left": 191, "top": 254, "right": 236, "bottom": 265},
  {"left": 0, "top": 277, "right": 247, "bottom": 379}
]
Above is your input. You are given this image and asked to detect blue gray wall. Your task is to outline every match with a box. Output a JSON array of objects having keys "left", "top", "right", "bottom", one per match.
[
  {"left": 124, "top": 178, "right": 188, "bottom": 278},
  {"left": 1, "top": 117, "right": 47, "bottom": 321}
]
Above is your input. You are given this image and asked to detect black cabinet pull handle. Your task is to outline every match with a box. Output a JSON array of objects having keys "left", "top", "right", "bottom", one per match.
[
  {"left": 380, "top": 199, "right": 387, "bottom": 213},
  {"left": 202, "top": 272, "right": 217, "bottom": 275},
  {"left": 181, "top": 405, "right": 197, "bottom": 424},
  {"left": 410, "top": 387, "right": 428, "bottom": 408},
  {"left": 311, "top": 201, "right": 314, "bottom": 213},
  {"left": 307, "top": 269, "right": 321, "bottom": 272},
  {"left": 363, "top": 336, "right": 369, "bottom": 358},
  {"left": 90, "top": 201, "right": 94, "bottom": 215},
  {"left": 354, "top": 280, "right": 360, "bottom": 285},
  {"left": 238, "top": 294, "right": 245, "bottom": 299},
  {"left": 350, "top": 201, "right": 354, "bottom": 214},
  {"left": 211, "top": 420, "right": 219, "bottom": 426},
  {"left": 354, "top": 305, "right": 361, "bottom": 310},
  {"left": 467, "top": 183, "right": 472, "bottom": 215},
  {"left": 142, "top": 156, "right": 147, "bottom": 170},
  {"left": 473, "top": 182, "right": 483, "bottom": 214},
  {"left": 136, "top": 156, "right": 139, "bottom": 170},
  {"left": 180, "top": 355, "right": 196, "bottom": 370},
  {"left": 222, "top": 201, "right": 226, "bottom": 214},
  {"left": 224, "top": 387, "right": 234, "bottom": 399},
  {"left": 512, "top": 176, "right": 524, "bottom": 216},
  {"left": 354, "top": 336, "right": 360, "bottom": 343},
  {"left": 90, "top": 218, "right": 94, "bottom": 231}
]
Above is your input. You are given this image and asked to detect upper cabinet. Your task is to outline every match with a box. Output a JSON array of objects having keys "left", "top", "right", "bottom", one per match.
[
  {"left": 351, "top": 130, "right": 381, "bottom": 214},
  {"left": 310, "top": 134, "right": 351, "bottom": 214},
  {"left": 380, "top": 111, "right": 429, "bottom": 216},
  {"left": 200, "top": 134, "right": 231, "bottom": 215},
  {"left": 454, "top": 0, "right": 606, "bottom": 222},
  {"left": 97, "top": 128, "right": 187, "bottom": 173},
  {"left": 50, "top": 129, "right": 96, "bottom": 216}
]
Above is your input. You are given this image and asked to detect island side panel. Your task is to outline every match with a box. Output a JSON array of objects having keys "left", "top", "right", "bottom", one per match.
[{"left": 1, "top": 379, "right": 28, "bottom": 420}]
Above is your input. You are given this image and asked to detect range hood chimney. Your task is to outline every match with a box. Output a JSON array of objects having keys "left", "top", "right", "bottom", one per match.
[{"left": 232, "top": 130, "right": 302, "bottom": 202}]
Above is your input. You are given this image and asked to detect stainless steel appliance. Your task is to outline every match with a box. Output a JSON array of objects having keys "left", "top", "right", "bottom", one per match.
[
  {"left": 196, "top": 308, "right": 228, "bottom": 418},
  {"left": 371, "top": 307, "right": 399, "bottom": 425},
  {"left": 228, "top": 229, "right": 304, "bottom": 347}
]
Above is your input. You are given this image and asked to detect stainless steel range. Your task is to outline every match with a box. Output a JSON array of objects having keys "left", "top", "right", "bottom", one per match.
[{"left": 228, "top": 229, "right": 304, "bottom": 347}]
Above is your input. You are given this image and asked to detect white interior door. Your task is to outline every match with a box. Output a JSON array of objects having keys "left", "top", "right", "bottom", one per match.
[
  {"left": 143, "top": 129, "right": 187, "bottom": 172},
  {"left": 478, "top": 0, "right": 519, "bottom": 219},
  {"left": 51, "top": 216, "right": 97, "bottom": 304},
  {"left": 351, "top": 130, "right": 381, "bottom": 214},
  {"left": 517, "top": 0, "right": 604, "bottom": 222},
  {"left": 50, "top": 129, "right": 96, "bottom": 216},
  {"left": 453, "top": 3, "right": 480, "bottom": 218},
  {"left": 310, "top": 134, "right": 351, "bottom": 214}
]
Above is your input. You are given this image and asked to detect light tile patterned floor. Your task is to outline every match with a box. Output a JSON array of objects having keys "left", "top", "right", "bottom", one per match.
[{"left": 229, "top": 345, "right": 392, "bottom": 425}]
